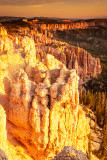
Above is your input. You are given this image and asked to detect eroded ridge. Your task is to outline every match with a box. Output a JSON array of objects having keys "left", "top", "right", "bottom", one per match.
[{"left": 6, "top": 68, "right": 90, "bottom": 160}]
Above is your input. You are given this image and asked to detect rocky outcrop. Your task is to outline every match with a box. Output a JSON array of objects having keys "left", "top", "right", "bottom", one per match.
[
  {"left": 43, "top": 54, "right": 67, "bottom": 70},
  {"left": 0, "top": 37, "right": 13, "bottom": 54},
  {"left": 0, "top": 27, "right": 14, "bottom": 54},
  {"left": 0, "top": 24, "right": 103, "bottom": 160},
  {"left": 0, "top": 26, "right": 7, "bottom": 36},
  {"left": 0, "top": 105, "right": 8, "bottom": 157},
  {"left": 67, "top": 46, "right": 102, "bottom": 78},
  {"left": 36, "top": 45, "right": 101, "bottom": 79},
  {"left": 21, "top": 36, "right": 37, "bottom": 66},
  {"left": 29, "top": 19, "right": 107, "bottom": 31},
  {"left": 52, "top": 146, "right": 88, "bottom": 160},
  {"left": 7, "top": 68, "right": 90, "bottom": 160},
  {"left": 0, "top": 26, "right": 101, "bottom": 81},
  {"left": 0, "top": 104, "right": 34, "bottom": 160}
]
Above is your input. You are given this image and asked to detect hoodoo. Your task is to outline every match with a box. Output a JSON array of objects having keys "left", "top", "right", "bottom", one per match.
[{"left": 6, "top": 66, "right": 90, "bottom": 159}]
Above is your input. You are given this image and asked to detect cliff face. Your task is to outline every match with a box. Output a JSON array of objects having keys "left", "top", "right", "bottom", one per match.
[
  {"left": 7, "top": 67, "right": 90, "bottom": 160},
  {"left": 0, "top": 103, "right": 34, "bottom": 160},
  {"left": 0, "top": 26, "right": 101, "bottom": 160},
  {"left": 29, "top": 19, "right": 107, "bottom": 30},
  {"left": 36, "top": 45, "right": 101, "bottom": 79},
  {"left": 0, "top": 105, "right": 8, "bottom": 156},
  {"left": 0, "top": 25, "right": 101, "bottom": 82}
]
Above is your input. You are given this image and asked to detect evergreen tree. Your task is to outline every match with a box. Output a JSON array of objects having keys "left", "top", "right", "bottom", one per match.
[
  {"left": 83, "top": 91, "right": 87, "bottom": 105},
  {"left": 79, "top": 87, "right": 83, "bottom": 104},
  {"left": 96, "top": 92, "right": 102, "bottom": 124},
  {"left": 90, "top": 90, "right": 95, "bottom": 111},
  {"left": 94, "top": 92, "right": 98, "bottom": 111},
  {"left": 101, "top": 92, "right": 106, "bottom": 115},
  {"left": 86, "top": 90, "right": 92, "bottom": 107}
]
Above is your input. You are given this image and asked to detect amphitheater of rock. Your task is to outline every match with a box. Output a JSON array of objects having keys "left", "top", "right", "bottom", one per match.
[{"left": 0, "top": 26, "right": 102, "bottom": 160}]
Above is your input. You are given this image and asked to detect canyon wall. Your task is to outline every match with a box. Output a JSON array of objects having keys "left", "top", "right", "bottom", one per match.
[
  {"left": 6, "top": 67, "right": 90, "bottom": 160},
  {"left": 15, "top": 26, "right": 102, "bottom": 79},
  {"left": 35, "top": 45, "right": 101, "bottom": 79},
  {"left": 0, "top": 105, "right": 8, "bottom": 157},
  {"left": 0, "top": 25, "right": 101, "bottom": 80},
  {"left": 28, "top": 19, "right": 107, "bottom": 30},
  {"left": 0, "top": 26, "right": 101, "bottom": 160}
]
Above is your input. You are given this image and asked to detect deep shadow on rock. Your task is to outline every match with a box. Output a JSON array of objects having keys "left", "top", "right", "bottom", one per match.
[
  {"left": 52, "top": 146, "right": 88, "bottom": 160},
  {"left": 0, "top": 149, "right": 8, "bottom": 160}
]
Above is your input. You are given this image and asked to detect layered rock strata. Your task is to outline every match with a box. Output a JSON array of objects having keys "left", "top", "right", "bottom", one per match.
[
  {"left": 7, "top": 68, "right": 90, "bottom": 160},
  {"left": 36, "top": 45, "right": 101, "bottom": 78},
  {"left": 0, "top": 26, "right": 102, "bottom": 81},
  {"left": 28, "top": 19, "right": 107, "bottom": 31}
]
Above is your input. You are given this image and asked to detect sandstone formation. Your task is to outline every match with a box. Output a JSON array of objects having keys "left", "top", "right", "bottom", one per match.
[
  {"left": 0, "top": 105, "right": 34, "bottom": 160},
  {"left": 0, "top": 25, "right": 101, "bottom": 82},
  {"left": 0, "top": 25, "right": 102, "bottom": 160},
  {"left": 0, "top": 35, "right": 13, "bottom": 54},
  {"left": 0, "top": 26, "right": 7, "bottom": 36},
  {"left": 7, "top": 68, "right": 90, "bottom": 160},
  {"left": 0, "top": 105, "right": 8, "bottom": 156},
  {"left": 28, "top": 19, "right": 107, "bottom": 31},
  {"left": 43, "top": 54, "right": 67, "bottom": 70},
  {"left": 35, "top": 45, "right": 101, "bottom": 79},
  {"left": 21, "top": 36, "right": 37, "bottom": 66}
]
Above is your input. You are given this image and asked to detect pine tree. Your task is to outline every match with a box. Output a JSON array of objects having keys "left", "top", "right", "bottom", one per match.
[
  {"left": 90, "top": 90, "right": 95, "bottom": 111},
  {"left": 96, "top": 92, "right": 102, "bottom": 125},
  {"left": 83, "top": 91, "right": 87, "bottom": 105},
  {"left": 79, "top": 87, "right": 83, "bottom": 104},
  {"left": 101, "top": 92, "right": 106, "bottom": 115},
  {"left": 86, "top": 90, "right": 92, "bottom": 107}
]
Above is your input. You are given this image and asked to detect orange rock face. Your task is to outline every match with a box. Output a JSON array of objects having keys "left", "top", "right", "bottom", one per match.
[
  {"left": 0, "top": 105, "right": 8, "bottom": 156},
  {"left": 0, "top": 25, "right": 101, "bottom": 160},
  {"left": 7, "top": 68, "right": 90, "bottom": 160},
  {"left": 29, "top": 19, "right": 107, "bottom": 31},
  {"left": 36, "top": 45, "right": 101, "bottom": 79}
]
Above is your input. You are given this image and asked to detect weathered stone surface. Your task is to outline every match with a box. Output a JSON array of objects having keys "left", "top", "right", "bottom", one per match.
[
  {"left": 0, "top": 105, "right": 8, "bottom": 157},
  {"left": 0, "top": 26, "right": 101, "bottom": 82},
  {"left": 44, "top": 54, "right": 67, "bottom": 70},
  {"left": 36, "top": 45, "right": 101, "bottom": 80},
  {"left": 8, "top": 69, "right": 36, "bottom": 128},
  {"left": 7, "top": 68, "right": 90, "bottom": 160},
  {"left": 21, "top": 36, "right": 37, "bottom": 66},
  {"left": 0, "top": 37, "right": 13, "bottom": 54},
  {"left": 0, "top": 26, "right": 7, "bottom": 36},
  {"left": 0, "top": 24, "right": 103, "bottom": 160}
]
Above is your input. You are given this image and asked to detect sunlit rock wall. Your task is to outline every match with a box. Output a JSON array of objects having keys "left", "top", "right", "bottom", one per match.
[
  {"left": 7, "top": 67, "right": 90, "bottom": 160},
  {"left": 0, "top": 105, "right": 8, "bottom": 156}
]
